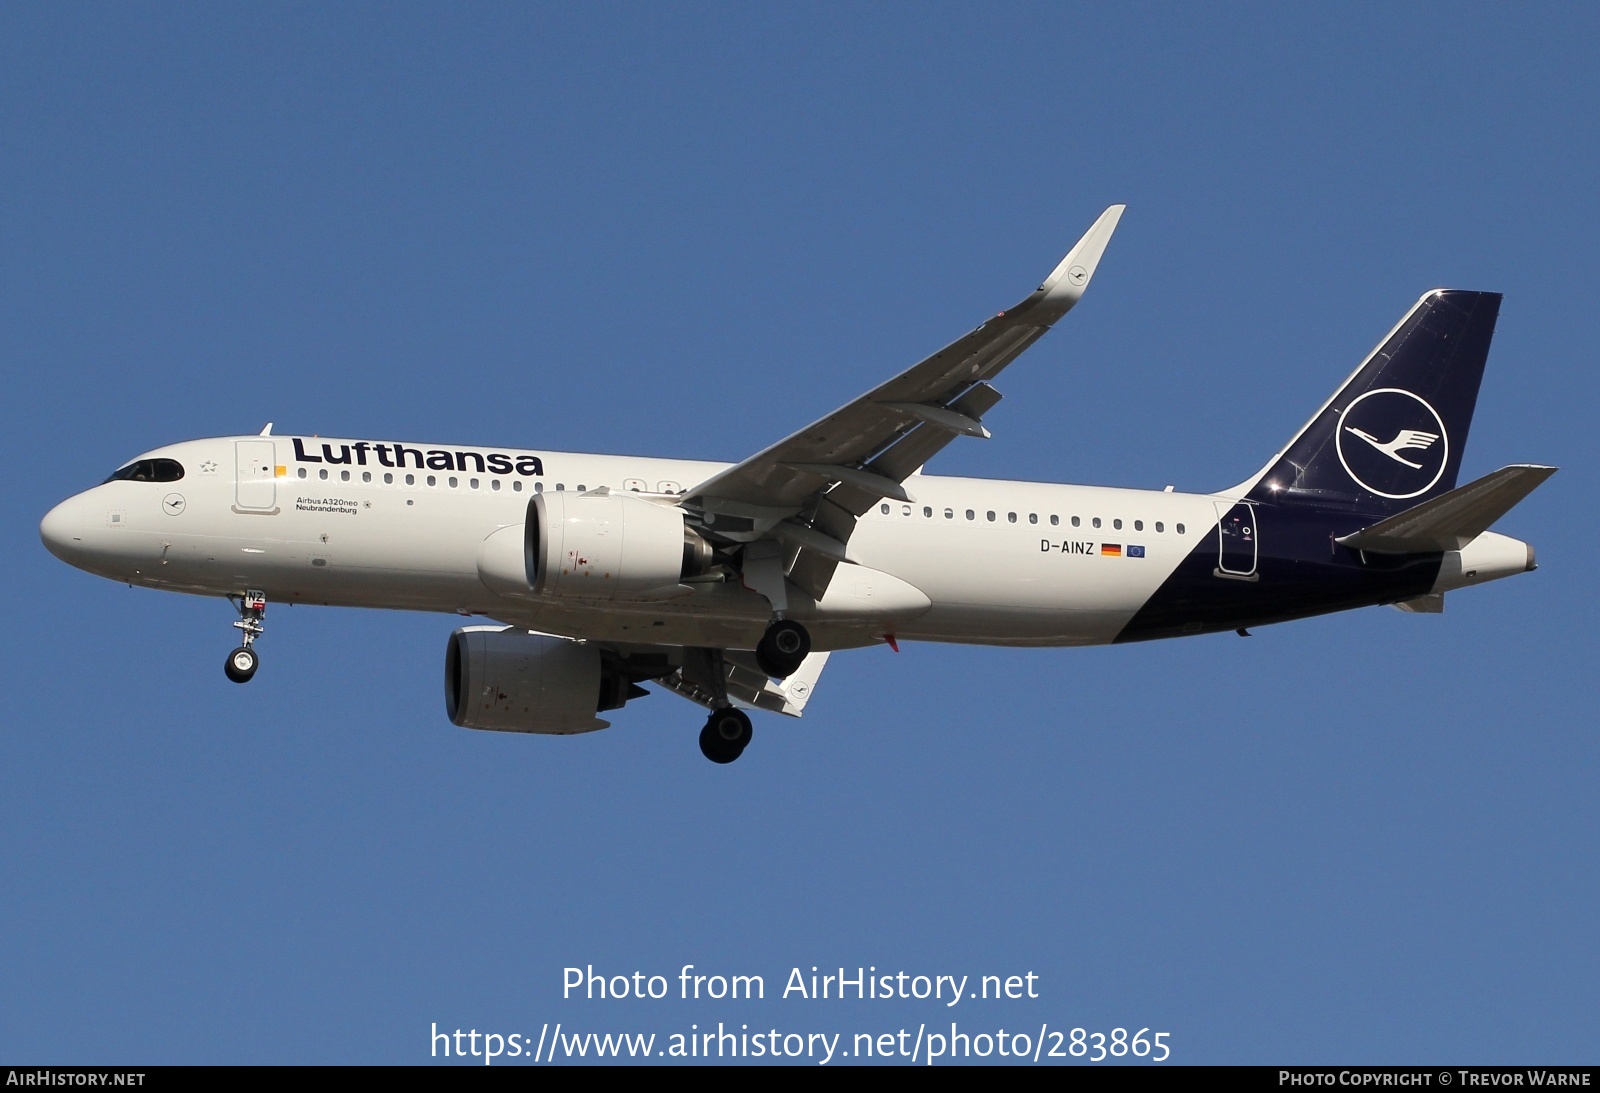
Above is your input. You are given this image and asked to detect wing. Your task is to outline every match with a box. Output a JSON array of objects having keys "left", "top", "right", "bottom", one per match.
[{"left": 683, "top": 205, "right": 1125, "bottom": 599}]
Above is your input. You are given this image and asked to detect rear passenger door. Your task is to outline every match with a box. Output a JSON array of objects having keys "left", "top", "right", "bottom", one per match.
[{"left": 1213, "top": 500, "right": 1257, "bottom": 579}]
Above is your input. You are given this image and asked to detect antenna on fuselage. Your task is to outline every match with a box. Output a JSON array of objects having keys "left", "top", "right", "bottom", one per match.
[{"left": 259, "top": 423, "right": 274, "bottom": 436}]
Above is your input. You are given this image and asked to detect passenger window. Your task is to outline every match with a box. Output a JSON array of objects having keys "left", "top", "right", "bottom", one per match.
[
  {"left": 1008, "top": 512, "right": 1017, "bottom": 523},
  {"left": 1177, "top": 523, "right": 1186, "bottom": 534},
  {"left": 1155, "top": 521, "right": 1164, "bottom": 532},
  {"left": 513, "top": 481, "right": 523, "bottom": 492},
  {"left": 1029, "top": 513, "right": 1038, "bottom": 524},
  {"left": 1092, "top": 517, "right": 1101, "bottom": 529},
  {"left": 448, "top": 477, "right": 459, "bottom": 488},
  {"left": 1134, "top": 520, "right": 1143, "bottom": 531},
  {"left": 491, "top": 480, "right": 501, "bottom": 491},
  {"left": 384, "top": 473, "right": 394, "bottom": 484},
  {"left": 923, "top": 506, "right": 932, "bottom": 518},
  {"left": 577, "top": 484, "right": 586, "bottom": 491},
  {"left": 1071, "top": 516, "right": 1081, "bottom": 527},
  {"left": 901, "top": 505, "right": 912, "bottom": 516},
  {"left": 319, "top": 469, "right": 329, "bottom": 480},
  {"left": 469, "top": 478, "right": 480, "bottom": 489},
  {"left": 1113, "top": 518, "right": 1122, "bottom": 530},
  {"left": 556, "top": 484, "right": 564, "bottom": 491},
  {"left": 944, "top": 508, "right": 954, "bottom": 519},
  {"left": 341, "top": 470, "right": 350, "bottom": 482},
  {"left": 986, "top": 511, "right": 995, "bottom": 522},
  {"left": 405, "top": 474, "right": 415, "bottom": 486},
  {"left": 427, "top": 475, "right": 437, "bottom": 487},
  {"left": 966, "top": 509, "right": 975, "bottom": 521},
  {"left": 298, "top": 468, "right": 307, "bottom": 479},
  {"left": 1050, "top": 515, "right": 1059, "bottom": 526},
  {"left": 362, "top": 471, "right": 372, "bottom": 483},
  {"left": 881, "top": 504, "right": 890, "bottom": 515}
]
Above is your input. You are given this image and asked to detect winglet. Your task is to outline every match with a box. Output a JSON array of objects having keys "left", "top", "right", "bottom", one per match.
[
  {"left": 776, "top": 652, "right": 830, "bottom": 716},
  {"left": 1031, "top": 204, "right": 1125, "bottom": 315}
]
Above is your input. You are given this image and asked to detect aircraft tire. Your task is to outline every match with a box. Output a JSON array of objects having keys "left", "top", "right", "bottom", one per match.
[
  {"left": 224, "top": 646, "right": 258, "bottom": 684},
  {"left": 756, "top": 619, "right": 810, "bottom": 679},
  {"left": 700, "top": 708, "right": 752, "bottom": 763},
  {"left": 698, "top": 724, "right": 741, "bottom": 764}
]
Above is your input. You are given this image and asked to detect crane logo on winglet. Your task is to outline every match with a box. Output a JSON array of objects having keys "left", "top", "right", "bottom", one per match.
[{"left": 1335, "top": 388, "right": 1450, "bottom": 500}]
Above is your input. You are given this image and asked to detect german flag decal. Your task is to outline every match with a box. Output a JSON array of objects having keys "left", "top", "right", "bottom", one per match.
[{"left": 1100, "top": 543, "right": 1122, "bottom": 557}]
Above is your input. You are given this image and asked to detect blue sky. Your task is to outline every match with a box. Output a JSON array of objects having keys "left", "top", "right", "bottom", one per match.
[{"left": 2, "top": 4, "right": 1595, "bottom": 1064}]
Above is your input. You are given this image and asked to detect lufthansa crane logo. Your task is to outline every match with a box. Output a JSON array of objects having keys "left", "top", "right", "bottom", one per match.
[{"left": 1335, "top": 388, "right": 1449, "bottom": 499}]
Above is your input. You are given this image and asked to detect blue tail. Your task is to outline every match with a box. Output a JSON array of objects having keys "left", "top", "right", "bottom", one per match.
[{"left": 1246, "top": 290, "right": 1501, "bottom": 516}]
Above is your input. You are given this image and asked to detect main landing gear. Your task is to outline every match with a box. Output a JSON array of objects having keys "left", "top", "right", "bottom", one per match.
[
  {"left": 699, "top": 707, "right": 753, "bottom": 764},
  {"left": 755, "top": 618, "right": 810, "bottom": 679},
  {"left": 224, "top": 590, "right": 266, "bottom": 684},
  {"left": 694, "top": 619, "right": 807, "bottom": 763}
]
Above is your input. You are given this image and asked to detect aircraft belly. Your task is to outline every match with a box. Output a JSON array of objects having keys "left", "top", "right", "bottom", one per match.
[
  {"left": 488, "top": 600, "right": 887, "bottom": 653},
  {"left": 495, "top": 603, "right": 764, "bottom": 650},
  {"left": 898, "top": 604, "right": 1128, "bottom": 646}
]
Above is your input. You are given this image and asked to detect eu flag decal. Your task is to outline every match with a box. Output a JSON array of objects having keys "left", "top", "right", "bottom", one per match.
[{"left": 1128, "top": 545, "right": 1146, "bottom": 558}]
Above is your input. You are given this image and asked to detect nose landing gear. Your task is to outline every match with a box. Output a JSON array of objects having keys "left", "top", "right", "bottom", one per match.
[
  {"left": 224, "top": 590, "right": 266, "bottom": 684},
  {"left": 698, "top": 707, "right": 753, "bottom": 764}
]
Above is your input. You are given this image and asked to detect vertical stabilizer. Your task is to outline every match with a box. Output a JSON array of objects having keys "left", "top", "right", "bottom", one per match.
[{"left": 1245, "top": 290, "right": 1501, "bottom": 516}]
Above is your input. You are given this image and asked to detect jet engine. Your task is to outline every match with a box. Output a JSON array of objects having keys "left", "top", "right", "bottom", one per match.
[
  {"left": 527, "top": 490, "right": 714, "bottom": 601},
  {"left": 445, "top": 626, "right": 641, "bottom": 734}
]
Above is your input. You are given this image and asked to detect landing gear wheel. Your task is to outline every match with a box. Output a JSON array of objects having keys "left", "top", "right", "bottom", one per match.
[
  {"left": 224, "top": 646, "right": 258, "bottom": 684},
  {"left": 699, "top": 708, "right": 753, "bottom": 764},
  {"left": 225, "top": 590, "right": 267, "bottom": 684},
  {"left": 756, "top": 619, "right": 810, "bottom": 679}
]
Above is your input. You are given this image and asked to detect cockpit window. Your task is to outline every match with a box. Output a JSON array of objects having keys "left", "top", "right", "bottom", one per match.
[{"left": 104, "top": 458, "right": 184, "bottom": 484}]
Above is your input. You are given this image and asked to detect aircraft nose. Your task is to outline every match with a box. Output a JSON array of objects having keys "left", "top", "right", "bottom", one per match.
[{"left": 40, "top": 495, "right": 88, "bottom": 564}]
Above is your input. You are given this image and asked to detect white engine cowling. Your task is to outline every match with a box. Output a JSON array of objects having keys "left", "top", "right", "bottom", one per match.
[
  {"left": 445, "top": 626, "right": 610, "bottom": 734},
  {"left": 529, "top": 490, "right": 710, "bottom": 600}
]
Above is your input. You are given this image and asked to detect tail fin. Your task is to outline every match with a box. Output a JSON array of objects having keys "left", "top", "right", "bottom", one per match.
[{"left": 1245, "top": 290, "right": 1502, "bottom": 515}]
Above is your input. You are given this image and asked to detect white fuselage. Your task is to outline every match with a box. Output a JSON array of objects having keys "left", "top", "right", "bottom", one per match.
[{"left": 43, "top": 435, "right": 1225, "bottom": 652}]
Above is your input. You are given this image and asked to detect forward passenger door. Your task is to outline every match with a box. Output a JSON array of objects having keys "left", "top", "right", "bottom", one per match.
[{"left": 235, "top": 440, "right": 278, "bottom": 513}]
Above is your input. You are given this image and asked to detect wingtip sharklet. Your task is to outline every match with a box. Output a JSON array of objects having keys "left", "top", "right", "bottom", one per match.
[{"left": 1035, "top": 204, "right": 1126, "bottom": 310}]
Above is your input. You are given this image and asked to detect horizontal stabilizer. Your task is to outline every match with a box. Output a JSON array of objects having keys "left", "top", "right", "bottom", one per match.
[{"left": 1337, "top": 464, "right": 1557, "bottom": 554}]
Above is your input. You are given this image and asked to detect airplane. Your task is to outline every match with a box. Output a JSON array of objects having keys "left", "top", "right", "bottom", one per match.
[{"left": 39, "top": 206, "right": 1556, "bottom": 763}]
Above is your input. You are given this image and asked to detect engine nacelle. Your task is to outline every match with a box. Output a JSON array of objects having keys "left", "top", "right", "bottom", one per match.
[
  {"left": 445, "top": 626, "right": 613, "bottom": 734},
  {"left": 528, "top": 490, "right": 712, "bottom": 601}
]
